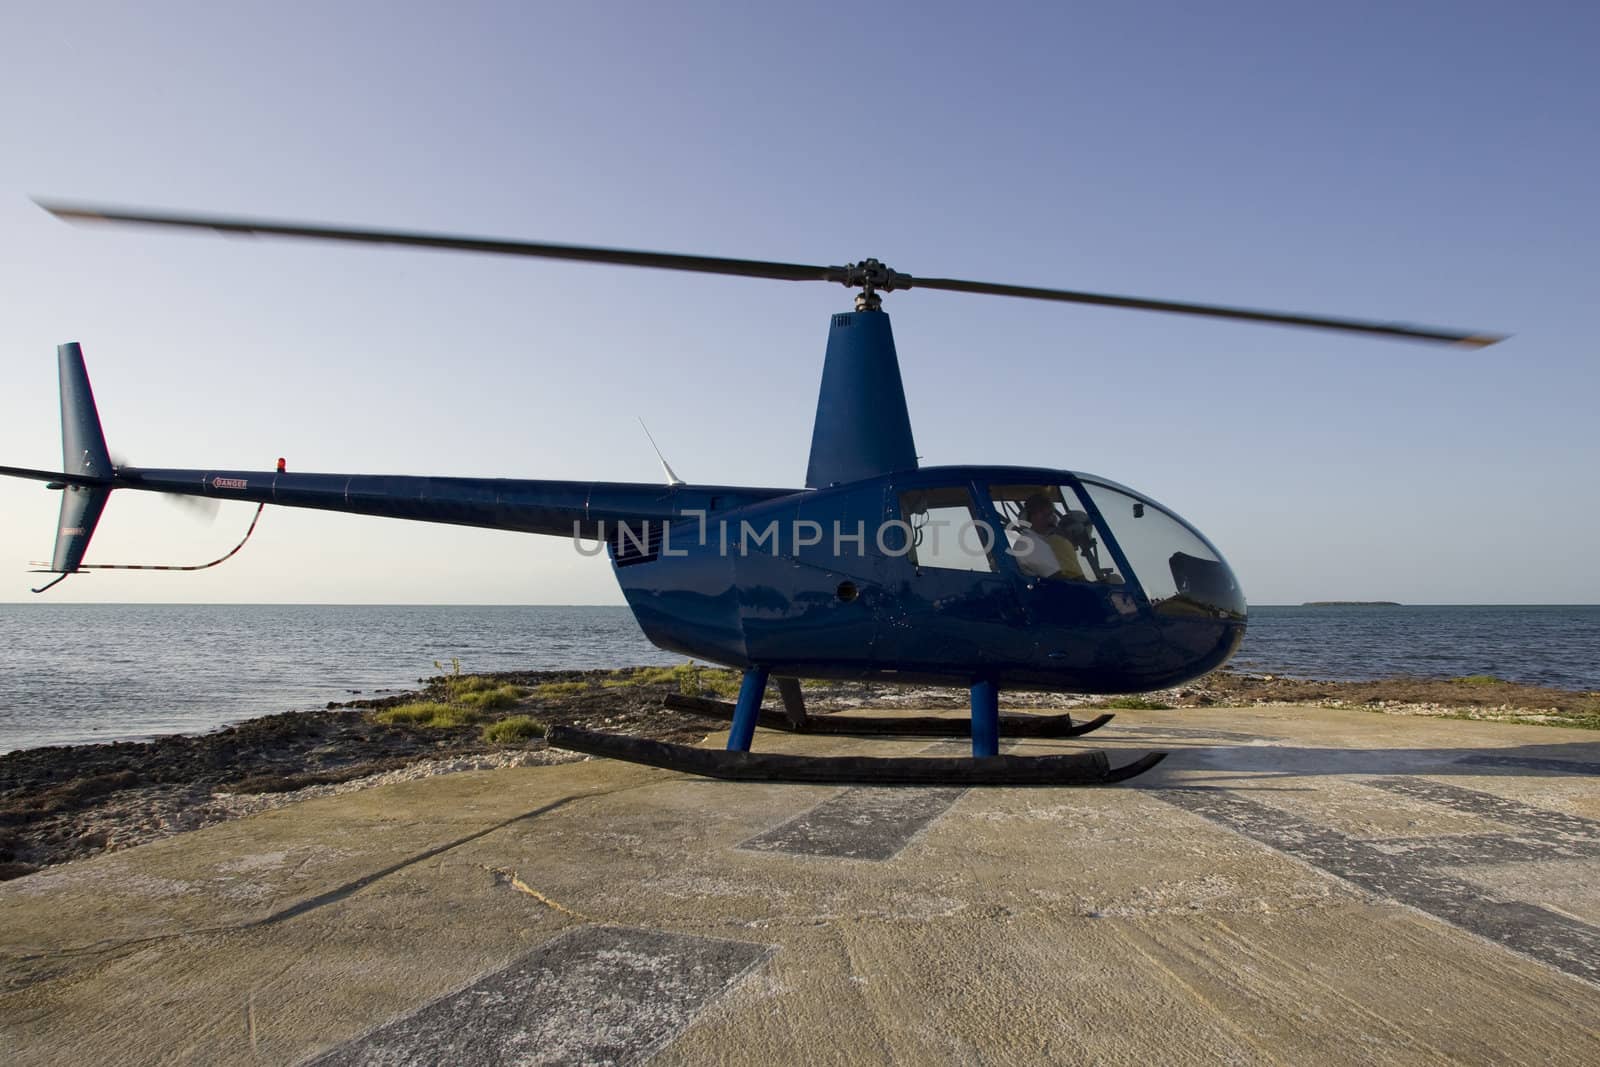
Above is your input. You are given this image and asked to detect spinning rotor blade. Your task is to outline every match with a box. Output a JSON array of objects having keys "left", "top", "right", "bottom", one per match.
[
  {"left": 905, "top": 276, "right": 1503, "bottom": 347},
  {"left": 38, "top": 201, "right": 835, "bottom": 283},
  {"left": 38, "top": 199, "right": 1504, "bottom": 347},
  {"left": 168, "top": 493, "right": 222, "bottom": 523}
]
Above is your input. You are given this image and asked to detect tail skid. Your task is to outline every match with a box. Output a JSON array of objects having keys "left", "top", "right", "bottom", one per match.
[{"left": 31, "top": 504, "right": 266, "bottom": 580}]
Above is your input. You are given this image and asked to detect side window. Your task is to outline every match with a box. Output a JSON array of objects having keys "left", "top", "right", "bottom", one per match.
[
  {"left": 988, "top": 483, "right": 1119, "bottom": 584},
  {"left": 897, "top": 487, "right": 995, "bottom": 573}
]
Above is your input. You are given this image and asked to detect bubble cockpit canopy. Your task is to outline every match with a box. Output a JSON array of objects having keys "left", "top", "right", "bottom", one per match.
[{"left": 988, "top": 476, "right": 1245, "bottom": 620}]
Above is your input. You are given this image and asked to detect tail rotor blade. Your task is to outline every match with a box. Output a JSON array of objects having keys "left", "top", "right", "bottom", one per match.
[
  {"left": 113, "top": 452, "right": 218, "bottom": 522},
  {"left": 169, "top": 493, "right": 221, "bottom": 523}
]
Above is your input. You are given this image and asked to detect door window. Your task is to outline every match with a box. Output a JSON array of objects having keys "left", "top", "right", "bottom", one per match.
[
  {"left": 897, "top": 487, "right": 996, "bottom": 573},
  {"left": 989, "top": 483, "right": 1121, "bottom": 584}
]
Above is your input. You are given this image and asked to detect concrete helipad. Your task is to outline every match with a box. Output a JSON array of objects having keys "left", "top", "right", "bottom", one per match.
[{"left": 5, "top": 704, "right": 1600, "bottom": 1065}]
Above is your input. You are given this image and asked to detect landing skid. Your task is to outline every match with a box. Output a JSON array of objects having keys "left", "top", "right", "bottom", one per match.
[
  {"left": 663, "top": 693, "right": 1116, "bottom": 739},
  {"left": 546, "top": 726, "right": 1167, "bottom": 786},
  {"left": 550, "top": 671, "right": 1165, "bottom": 787}
]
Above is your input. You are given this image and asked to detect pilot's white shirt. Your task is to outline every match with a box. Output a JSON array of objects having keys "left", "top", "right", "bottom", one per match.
[{"left": 1010, "top": 528, "right": 1060, "bottom": 578}]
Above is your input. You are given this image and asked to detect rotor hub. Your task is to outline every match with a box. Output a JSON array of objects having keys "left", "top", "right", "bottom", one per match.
[{"left": 825, "top": 258, "right": 911, "bottom": 311}]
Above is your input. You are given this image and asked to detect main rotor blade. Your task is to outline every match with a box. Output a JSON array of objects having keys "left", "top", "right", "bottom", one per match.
[
  {"left": 37, "top": 199, "right": 1504, "bottom": 346},
  {"left": 908, "top": 275, "right": 1503, "bottom": 347},
  {"left": 37, "top": 201, "right": 835, "bottom": 284}
]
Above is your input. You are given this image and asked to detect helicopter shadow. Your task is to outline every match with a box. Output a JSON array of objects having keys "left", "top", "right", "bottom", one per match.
[{"left": 1128, "top": 732, "right": 1600, "bottom": 785}]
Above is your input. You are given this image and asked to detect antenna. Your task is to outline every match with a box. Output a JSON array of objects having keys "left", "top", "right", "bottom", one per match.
[{"left": 638, "top": 418, "right": 684, "bottom": 486}]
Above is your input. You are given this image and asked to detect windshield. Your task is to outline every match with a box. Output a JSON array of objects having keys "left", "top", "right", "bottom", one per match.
[{"left": 1078, "top": 479, "right": 1245, "bottom": 620}]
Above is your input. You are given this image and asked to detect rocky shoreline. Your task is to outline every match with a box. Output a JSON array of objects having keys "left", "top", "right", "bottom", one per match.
[{"left": 3, "top": 667, "right": 1596, "bottom": 881}]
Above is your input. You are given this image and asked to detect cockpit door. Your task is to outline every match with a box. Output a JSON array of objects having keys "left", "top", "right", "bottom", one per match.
[
  {"left": 876, "top": 480, "right": 1030, "bottom": 672},
  {"left": 981, "top": 479, "right": 1162, "bottom": 680},
  {"left": 985, "top": 481, "right": 1141, "bottom": 619}
]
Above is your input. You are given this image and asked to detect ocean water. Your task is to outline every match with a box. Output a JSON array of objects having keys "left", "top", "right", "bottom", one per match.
[
  {"left": 0, "top": 605, "right": 680, "bottom": 753},
  {"left": 0, "top": 603, "right": 1595, "bottom": 753},
  {"left": 1230, "top": 604, "right": 1600, "bottom": 691}
]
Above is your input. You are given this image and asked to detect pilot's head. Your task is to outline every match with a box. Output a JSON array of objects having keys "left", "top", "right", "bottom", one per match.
[{"left": 1022, "top": 493, "right": 1058, "bottom": 531}]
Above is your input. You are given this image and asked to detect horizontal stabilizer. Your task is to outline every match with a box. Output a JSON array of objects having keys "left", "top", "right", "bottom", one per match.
[{"left": 0, "top": 463, "right": 110, "bottom": 488}]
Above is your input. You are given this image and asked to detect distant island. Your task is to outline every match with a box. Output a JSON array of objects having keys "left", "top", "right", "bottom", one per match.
[{"left": 1302, "top": 601, "right": 1401, "bottom": 607}]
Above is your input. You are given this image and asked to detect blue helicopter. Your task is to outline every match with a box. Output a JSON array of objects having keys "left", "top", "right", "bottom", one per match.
[{"left": 2, "top": 203, "right": 1503, "bottom": 786}]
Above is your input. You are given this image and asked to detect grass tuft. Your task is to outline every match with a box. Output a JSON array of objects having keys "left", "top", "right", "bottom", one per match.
[
  {"left": 1452, "top": 674, "right": 1505, "bottom": 686},
  {"left": 459, "top": 684, "right": 528, "bottom": 711},
  {"left": 374, "top": 702, "right": 481, "bottom": 728},
  {"left": 610, "top": 666, "right": 684, "bottom": 687},
  {"left": 1097, "top": 696, "right": 1173, "bottom": 710},
  {"left": 596, "top": 663, "right": 743, "bottom": 698},
  {"left": 675, "top": 663, "right": 743, "bottom": 698},
  {"left": 534, "top": 681, "right": 591, "bottom": 699},
  {"left": 482, "top": 716, "right": 546, "bottom": 743}
]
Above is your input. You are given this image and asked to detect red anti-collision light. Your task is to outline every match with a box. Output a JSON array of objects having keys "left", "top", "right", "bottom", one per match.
[{"left": 276, "top": 458, "right": 286, "bottom": 472}]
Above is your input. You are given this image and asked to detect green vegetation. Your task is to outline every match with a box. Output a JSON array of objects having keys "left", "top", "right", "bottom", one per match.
[
  {"left": 534, "top": 680, "right": 591, "bottom": 699},
  {"left": 375, "top": 659, "right": 542, "bottom": 733},
  {"left": 703, "top": 672, "right": 744, "bottom": 698},
  {"left": 459, "top": 684, "right": 528, "bottom": 711},
  {"left": 602, "top": 665, "right": 684, "bottom": 688},
  {"left": 430, "top": 659, "right": 526, "bottom": 702},
  {"left": 432, "top": 657, "right": 465, "bottom": 691},
  {"left": 1096, "top": 696, "right": 1173, "bottom": 710},
  {"left": 374, "top": 702, "right": 481, "bottom": 728},
  {"left": 378, "top": 660, "right": 752, "bottom": 739},
  {"left": 375, "top": 660, "right": 530, "bottom": 726},
  {"left": 1439, "top": 709, "right": 1600, "bottom": 730},
  {"left": 594, "top": 663, "right": 743, "bottom": 698},
  {"left": 1346, "top": 703, "right": 1600, "bottom": 731},
  {"left": 676, "top": 663, "right": 743, "bottom": 698},
  {"left": 1452, "top": 674, "right": 1506, "bottom": 686},
  {"left": 483, "top": 716, "right": 546, "bottom": 743}
]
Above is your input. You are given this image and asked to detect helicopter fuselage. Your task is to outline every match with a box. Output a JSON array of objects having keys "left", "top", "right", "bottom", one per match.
[{"left": 616, "top": 464, "right": 1245, "bottom": 693}]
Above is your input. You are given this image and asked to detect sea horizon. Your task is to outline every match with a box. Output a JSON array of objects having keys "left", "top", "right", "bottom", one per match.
[{"left": 2, "top": 603, "right": 1597, "bottom": 753}]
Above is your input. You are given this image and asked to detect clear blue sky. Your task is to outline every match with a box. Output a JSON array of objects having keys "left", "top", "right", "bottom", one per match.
[{"left": 1, "top": 2, "right": 1595, "bottom": 604}]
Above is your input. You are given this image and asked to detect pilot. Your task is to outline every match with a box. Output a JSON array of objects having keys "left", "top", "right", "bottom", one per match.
[{"left": 1013, "top": 494, "right": 1088, "bottom": 581}]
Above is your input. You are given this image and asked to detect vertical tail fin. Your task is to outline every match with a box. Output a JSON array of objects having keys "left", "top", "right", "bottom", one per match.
[{"left": 48, "top": 343, "right": 113, "bottom": 575}]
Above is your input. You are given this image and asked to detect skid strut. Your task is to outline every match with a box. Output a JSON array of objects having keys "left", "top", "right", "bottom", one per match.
[
  {"left": 725, "top": 667, "right": 768, "bottom": 753},
  {"left": 972, "top": 678, "right": 999, "bottom": 757}
]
